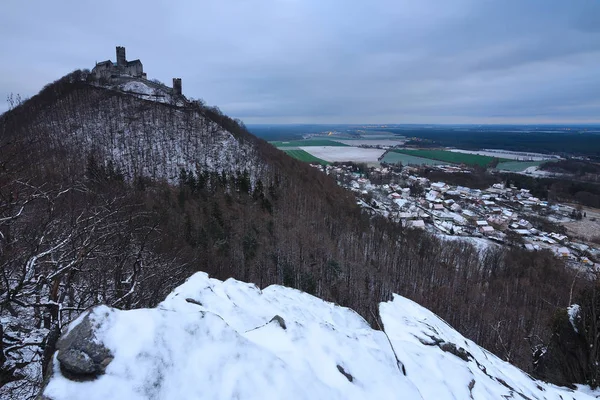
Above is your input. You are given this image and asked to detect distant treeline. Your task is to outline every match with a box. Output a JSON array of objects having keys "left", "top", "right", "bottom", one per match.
[
  {"left": 247, "top": 125, "right": 334, "bottom": 141},
  {"left": 380, "top": 128, "right": 600, "bottom": 158},
  {"left": 541, "top": 159, "right": 600, "bottom": 177},
  {"left": 503, "top": 173, "right": 600, "bottom": 208}
]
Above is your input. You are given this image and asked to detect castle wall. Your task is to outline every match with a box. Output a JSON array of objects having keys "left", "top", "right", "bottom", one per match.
[
  {"left": 173, "top": 78, "right": 182, "bottom": 96},
  {"left": 124, "top": 62, "right": 143, "bottom": 78},
  {"left": 92, "top": 63, "right": 114, "bottom": 79}
]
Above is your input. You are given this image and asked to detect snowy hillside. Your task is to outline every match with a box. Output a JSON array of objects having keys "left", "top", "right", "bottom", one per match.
[
  {"left": 115, "top": 80, "right": 186, "bottom": 107},
  {"left": 41, "top": 273, "right": 592, "bottom": 400},
  {"left": 25, "top": 81, "right": 263, "bottom": 184}
]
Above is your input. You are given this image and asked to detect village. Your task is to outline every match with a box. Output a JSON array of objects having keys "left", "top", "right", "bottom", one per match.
[{"left": 314, "top": 162, "right": 600, "bottom": 271}]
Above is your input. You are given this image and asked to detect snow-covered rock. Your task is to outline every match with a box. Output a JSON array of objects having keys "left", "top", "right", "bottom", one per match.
[
  {"left": 42, "top": 273, "right": 593, "bottom": 399},
  {"left": 55, "top": 307, "right": 114, "bottom": 377},
  {"left": 381, "top": 296, "right": 588, "bottom": 399},
  {"left": 568, "top": 304, "right": 581, "bottom": 333}
]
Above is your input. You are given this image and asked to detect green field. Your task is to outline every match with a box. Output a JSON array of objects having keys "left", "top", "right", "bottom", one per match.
[
  {"left": 382, "top": 152, "right": 447, "bottom": 166},
  {"left": 284, "top": 149, "right": 329, "bottom": 165},
  {"left": 496, "top": 160, "right": 549, "bottom": 172},
  {"left": 270, "top": 139, "right": 349, "bottom": 147},
  {"left": 392, "top": 149, "right": 510, "bottom": 167}
]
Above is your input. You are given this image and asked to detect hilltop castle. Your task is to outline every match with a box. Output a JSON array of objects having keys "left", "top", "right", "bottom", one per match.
[
  {"left": 92, "top": 46, "right": 146, "bottom": 80},
  {"left": 92, "top": 46, "right": 182, "bottom": 96}
]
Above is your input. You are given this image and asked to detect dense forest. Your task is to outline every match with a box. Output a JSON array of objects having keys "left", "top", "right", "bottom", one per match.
[
  {"left": 0, "top": 71, "right": 597, "bottom": 397},
  {"left": 541, "top": 159, "right": 600, "bottom": 178},
  {"left": 503, "top": 172, "right": 600, "bottom": 209},
  {"left": 381, "top": 128, "right": 600, "bottom": 158}
]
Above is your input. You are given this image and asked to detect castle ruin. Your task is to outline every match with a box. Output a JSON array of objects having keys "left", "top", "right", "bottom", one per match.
[
  {"left": 92, "top": 46, "right": 146, "bottom": 79},
  {"left": 173, "top": 78, "right": 182, "bottom": 96},
  {"left": 92, "top": 46, "right": 183, "bottom": 97}
]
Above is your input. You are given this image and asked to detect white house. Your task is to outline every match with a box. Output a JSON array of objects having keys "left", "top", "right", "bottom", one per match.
[
  {"left": 554, "top": 247, "right": 571, "bottom": 258},
  {"left": 480, "top": 225, "right": 495, "bottom": 234}
]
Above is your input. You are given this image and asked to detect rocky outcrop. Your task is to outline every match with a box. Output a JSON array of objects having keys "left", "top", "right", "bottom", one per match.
[
  {"left": 55, "top": 306, "right": 114, "bottom": 380},
  {"left": 269, "top": 315, "right": 287, "bottom": 330},
  {"left": 39, "top": 273, "right": 594, "bottom": 400},
  {"left": 439, "top": 342, "right": 472, "bottom": 362},
  {"left": 337, "top": 365, "right": 354, "bottom": 382}
]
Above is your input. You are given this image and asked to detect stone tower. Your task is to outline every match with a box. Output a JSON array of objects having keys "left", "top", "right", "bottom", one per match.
[
  {"left": 116, "top": 46, "right": 126, "bottom": 67},
  {"left": 173, "top": 78, "right": 182, "bottom": 96}
]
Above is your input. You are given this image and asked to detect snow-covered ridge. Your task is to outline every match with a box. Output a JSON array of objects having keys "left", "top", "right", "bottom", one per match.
[{"left": 43, "top": 273, "right": 592, "bottom": 400}]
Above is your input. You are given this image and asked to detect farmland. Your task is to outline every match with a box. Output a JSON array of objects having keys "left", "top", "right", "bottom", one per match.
[
  {"left": 333, "top": 139, "right": 406, "bottom": 147},
  {"left": 496, "top": 160, "right": 547, "bottom": 172},
  {"left": 392, "top": 149, "right": 510, "bottom": 167},
  {"left": 270, "top": 139, "right": 348, "bottom": 147},
  {"left": 382, "top": 151, "right": 446, "bottom": 166},
  {"left": 283, "top": 149, "right": 329, "bottom": 165},
  {"left": 300, "top": 146, "right": 386, "bottom": 163},
  {"left": 449, "top": 149, "right": 557, "bottom": 161}
]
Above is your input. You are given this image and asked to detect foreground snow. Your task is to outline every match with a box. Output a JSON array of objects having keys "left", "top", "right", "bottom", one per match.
[
  {"left": 44, "top": 273, "right": 592, "bottom": 400},
  {"left": 382, "top": 295, "right": 588, "bottom": 399}
]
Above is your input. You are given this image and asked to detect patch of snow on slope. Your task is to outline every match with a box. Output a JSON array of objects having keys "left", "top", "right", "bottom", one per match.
[
  {"left": 439, "top": 234, "right": 498, "bottom": 252},
  {"left": 120, "top": 81, "right": 155, "bottom": 96},
  {"left": 43, "top": 273, "right": 592, "bottom": 400},
  {"left": 117, "top": 80, "right": 179, "bottom": 105},
  {"left": 568, "top": 304, "right": 581, "bottom": 333}
]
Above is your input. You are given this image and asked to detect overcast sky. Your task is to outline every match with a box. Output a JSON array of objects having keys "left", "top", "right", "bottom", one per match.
[{"left": 1, "top": 0, "right": 599, "bottom": 124}]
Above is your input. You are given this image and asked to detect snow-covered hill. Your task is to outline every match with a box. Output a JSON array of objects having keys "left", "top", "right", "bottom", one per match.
[
  {"left": 41, "top": 273, "right": 593, "bottom": 400},
  {"left": 20, "top": 80, "right": 263, "bottom": 184}
]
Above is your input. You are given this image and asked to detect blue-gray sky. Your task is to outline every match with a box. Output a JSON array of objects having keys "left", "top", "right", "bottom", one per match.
[{"left": 1, "top": 0, "right": 599, "bottom": 123}]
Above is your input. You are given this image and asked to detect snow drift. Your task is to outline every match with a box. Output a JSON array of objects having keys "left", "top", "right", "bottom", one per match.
[{"left": 42, "top": 273, "right": 592, "bottom": 399}]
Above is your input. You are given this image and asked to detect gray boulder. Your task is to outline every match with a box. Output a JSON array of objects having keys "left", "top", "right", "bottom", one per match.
[
  {"left": 439, "top": 342, "right": 472, "bottom": 362},
  {"left": 56, "top": 306, "right": 114, "bottom": 380},
  {"left": 269, "top": 315, "right": 287, "bottom": 330}
]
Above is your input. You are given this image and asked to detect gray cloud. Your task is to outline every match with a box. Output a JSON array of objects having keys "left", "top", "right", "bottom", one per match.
[{"left": 1, "top": 0, "right": 599, "bottom": 123}]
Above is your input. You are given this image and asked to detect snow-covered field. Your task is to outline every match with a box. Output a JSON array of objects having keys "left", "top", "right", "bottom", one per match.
[
  {"left": 301, "top": 146, "right": 386, "bottom": 163},
  {"left": 450, "top": 149, "right": 558, "bottom": 161},
  {"left": 43, "top": 272, "right": 594, "bottom": 400},
  {"left": 522, "top": 166, "right": 560, "bottom": 176},
  {"left": 563, "top": 206, "right": 600, "bottom": 240}
]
